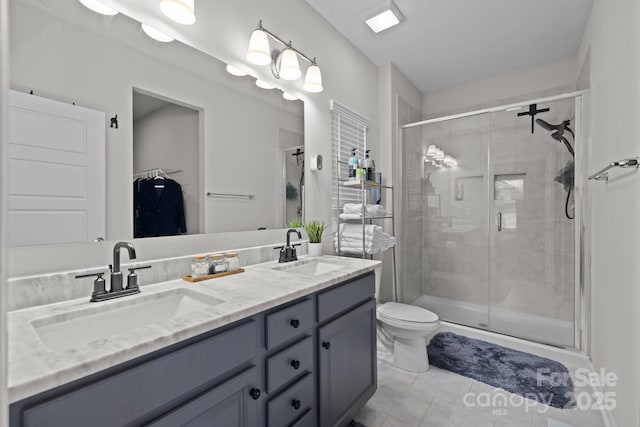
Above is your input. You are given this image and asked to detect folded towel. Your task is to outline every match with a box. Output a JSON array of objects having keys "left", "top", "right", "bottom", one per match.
[
  {"left": 342, "top": 203, "right": 387, "bottom": 216},
  {"left": 338, "top": 223, "right": 382, "bottom": 238},
  {"left": 339, "top": 213, "right": 363, "bottom": 221}
]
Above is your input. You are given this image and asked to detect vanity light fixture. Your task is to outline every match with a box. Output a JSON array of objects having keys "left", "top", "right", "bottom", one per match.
[
  {"left": 364, "top": 1, "right": 405, "bottom": 34},
  {"left": 255, "top": 79, "right": 275, "bottom": 90},
  {"left": 282, "top": 92, "right": 298, "bottom": 101},
  {"left": 426, "top": 144, "right": 439, "bottom": 158},
  {"left": 78, "top": 0, "right": 118, "bottom": 16},
  {"left": 160, "top": 0, "right": 196, "bottom": 25},
  {"left": 434, "top": 149, "right": 445, "bottom": 161},
  {"left": 246, "top": 21, "right": 323, "bottom": 93},
  {"left": 226, "top": 64, "right": 248, "bottom": 77},
  {"left": 141, "top": 24, "right": 174, "bottom": 42}
]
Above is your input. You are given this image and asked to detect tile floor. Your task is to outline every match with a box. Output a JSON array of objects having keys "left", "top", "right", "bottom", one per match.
[{"left": 355, "top": 340, "right": 607, "bottom": 427}]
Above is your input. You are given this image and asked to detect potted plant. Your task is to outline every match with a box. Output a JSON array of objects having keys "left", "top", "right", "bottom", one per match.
[{"left": 304, "top": 220, "right": 326, "bottom": 257}]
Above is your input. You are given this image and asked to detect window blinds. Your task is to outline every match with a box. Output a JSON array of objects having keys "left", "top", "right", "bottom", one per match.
[{"left": 330, "top": 100, "right": 370, "bottom": 209}]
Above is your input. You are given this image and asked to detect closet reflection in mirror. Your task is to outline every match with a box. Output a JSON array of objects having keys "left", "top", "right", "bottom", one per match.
[{"left": 9, "top": 0, "right": 304, "bottom": 245}]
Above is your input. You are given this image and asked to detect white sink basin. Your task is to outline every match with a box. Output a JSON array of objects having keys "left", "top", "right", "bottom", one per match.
[
  {"left": 274, "top": 259, "right": 343, "bottom": 277},
  {"left": 32, "top": 289, "right": 224, "bottom": 352}
]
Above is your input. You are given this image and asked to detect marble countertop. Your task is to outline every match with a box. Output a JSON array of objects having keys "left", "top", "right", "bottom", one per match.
[{"left": 7, "top": 255, "right": 379, "bottom": 403}]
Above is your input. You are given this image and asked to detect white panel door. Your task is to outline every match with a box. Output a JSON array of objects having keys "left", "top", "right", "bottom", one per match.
[{"left": 8, "top": 90, "right": 105, "bottom": 246}]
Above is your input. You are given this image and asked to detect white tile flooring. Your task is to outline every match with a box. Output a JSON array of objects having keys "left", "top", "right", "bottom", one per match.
[{"left": 355, "top": 339, "right": 607, "bottom": 427}]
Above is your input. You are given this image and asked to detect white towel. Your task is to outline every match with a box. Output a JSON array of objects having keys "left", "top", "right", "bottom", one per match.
[
  {"left": 338, "top": 223, "right": 382, "bottom": 238},
  {"left": 339, "top": 213, "right": 363, "bottom": 221},
  {"left": 342, "top": 204, "right": 387, "bottom": 216}
]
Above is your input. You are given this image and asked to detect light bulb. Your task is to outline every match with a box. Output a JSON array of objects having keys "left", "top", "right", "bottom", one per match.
[
  {"left": 303, "top": 64, "right": 323, "bottom": 93},
  {"left": 246, "top": 30, "right": 271, "bottom": 65}
]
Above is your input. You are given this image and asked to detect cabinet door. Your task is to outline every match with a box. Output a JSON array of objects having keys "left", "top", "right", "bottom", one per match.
[
  {"left": 149, "top": 367, "right": 259, "bottom": 427},
  {"left": 318, "top": 299, "right": 377, "bottom": 427}
]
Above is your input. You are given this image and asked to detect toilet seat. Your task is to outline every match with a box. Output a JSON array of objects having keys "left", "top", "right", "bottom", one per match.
[{"left": 377, "top": 302, "right": 439, "bottom": 324}]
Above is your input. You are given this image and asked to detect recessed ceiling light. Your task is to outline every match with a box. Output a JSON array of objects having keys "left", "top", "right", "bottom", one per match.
[
  {"left": 141, "top": 24, "right": 174, "bottom": 42},
  {"left": 255, "top": 79, "right": 275, "bottom": 90},
  {"left": 78, "top": 0, "right": 118, "bottom": 16},
  {"left": 364, "top": 1, "right": 404, "bottom": 34},
  {"left": 282, "top": 92, "right": 298, "bottom": 101},
  {"left": 226, "top": 65, "right": 248, "bottom": 76}
]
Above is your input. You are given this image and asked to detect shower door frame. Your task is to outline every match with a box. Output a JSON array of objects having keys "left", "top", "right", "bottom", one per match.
[{"left": 396, "top": 91, "right": 590, "bottom": 353}]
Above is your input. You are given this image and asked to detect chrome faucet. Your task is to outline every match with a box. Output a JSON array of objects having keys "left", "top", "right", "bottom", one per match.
[
  {"left": 275, "top": 229, "right": 302, "bottom": 263},
  {"left": 75, "top": 241, "right": 151, "bottom": 302},
  {"left": 111, "top": 241, "right": 137, "bottom": 292}
]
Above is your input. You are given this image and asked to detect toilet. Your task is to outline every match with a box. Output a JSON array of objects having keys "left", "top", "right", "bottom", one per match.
[{"left": 373, "top": 266, "right": 440, "bottom": 372}]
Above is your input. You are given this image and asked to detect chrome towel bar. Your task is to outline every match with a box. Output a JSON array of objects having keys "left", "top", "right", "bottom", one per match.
[
  {"left": 588, "top": 157, "right": 640, "bottom": 181},
  {"left": 206, "top": 192, "right": 255, "bottom": 200}
]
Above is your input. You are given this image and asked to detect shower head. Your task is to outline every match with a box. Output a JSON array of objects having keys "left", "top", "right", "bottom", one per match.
[{"left": 536, "top": 119, "right": 575, "bottom": 157}]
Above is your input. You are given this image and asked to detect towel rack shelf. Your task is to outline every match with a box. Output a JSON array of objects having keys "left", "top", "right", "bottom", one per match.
[
  {"left": 206, "top": 192, "right": 255, "bottom": 200},
  {"left": 588, "top": 157, "right": 640, "bottom": 181}
]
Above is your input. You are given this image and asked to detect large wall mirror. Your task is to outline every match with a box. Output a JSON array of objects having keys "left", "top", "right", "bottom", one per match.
[{"left": 8, "top": 0, "right": 304, "bottom": 248}]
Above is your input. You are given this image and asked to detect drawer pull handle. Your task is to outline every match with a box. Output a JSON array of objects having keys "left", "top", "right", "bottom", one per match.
[
  {"left": 322, "top": 341, "right": 331, "bottom": 350},
  {"left": 291, "top": 359, "right": 301, "bottom": 370},
  {"left": 249, "top": 388, "right": 261, "bottom": 400},
  {"left": 290, "top": 319, "right": 300, "bottom": 328},
  {"left": 291, "top": 399, "right": 301, "bottom": 410}
]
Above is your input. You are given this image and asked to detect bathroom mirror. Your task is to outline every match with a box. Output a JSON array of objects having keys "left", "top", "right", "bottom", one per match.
[{"left": 8, "top": 0, "right": 304, "bottom": 246}]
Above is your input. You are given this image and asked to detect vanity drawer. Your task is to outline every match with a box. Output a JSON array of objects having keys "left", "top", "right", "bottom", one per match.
[
  {"left": 266, "top": 336, "right": 313, "bottom": 392},
  {"left": 317, "top": 273, "right": 374, "bottom": 322},
  {"left": 21, "top": 320, "right": 257, "bottom": 427},
  {"left": 267, "top": 373, "right": 314, "bottom": 427},
  {"left": 291, "top": 409, "right": 315, "bottom": 427},
  {"left": 266, "top": 298, "right": 314, "bottom": 349}
]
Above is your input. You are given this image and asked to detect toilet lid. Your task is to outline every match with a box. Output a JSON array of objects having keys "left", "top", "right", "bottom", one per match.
[{"left": 377, "top": 302, "right": 439, "bottom": 323}]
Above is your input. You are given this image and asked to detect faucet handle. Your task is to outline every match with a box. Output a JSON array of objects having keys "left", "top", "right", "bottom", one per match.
[
  {"left": 126, "top": 265, "right": 151, "bottom": 290},
  {"left": 75, "top": 271, "right": 107, "bottom": 302},
  {"left": 274, "top": 245, "right": 285, "bottom": 250}
]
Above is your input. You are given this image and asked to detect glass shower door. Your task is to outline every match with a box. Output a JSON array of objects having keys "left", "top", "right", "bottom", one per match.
[
  {"left": 488, "top": 98, "right": 576, "bottom": 347},
  {"left": 405, "top": 113, "right": 491, "bottom": 329}
]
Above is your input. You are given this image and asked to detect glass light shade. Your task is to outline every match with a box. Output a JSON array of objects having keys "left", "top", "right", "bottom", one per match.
[
  {"left": 278, "top": 49, "right": 301, "bottom": 81},
  {"left": 450, "top": 158, "right": 458, "bottom": 167},
  {"left": 78, "top": 0, "right": 118, "bottom": 15},
  {"left": 434, "top": 149, "right": 445, "bottom": 161},
  {"left": 226, "top": 64, "right": 247, "bottom": 76},
  {"left": 303, "top": 64, "right": 323, "bottom": 93},
  {"left": 426, "top": 144, "right": 439, "bottom": 157},
  {"left": 160, "top": 0, "right": 195, "bottom": 25},
  {"left": 246, "top": 30, "right": 271, "bottom": 65},
  {"left": 255, "top": 79, "right": 275, "bottom": 89},
  {"left": 444, "top": 155, "right": 454, "bottom": 166},
  {"left": 141, "top": 24, "right": 174, "bottom": 42},
  {"left": 282, "top": 92, "right": 298, "bottom": 101}
]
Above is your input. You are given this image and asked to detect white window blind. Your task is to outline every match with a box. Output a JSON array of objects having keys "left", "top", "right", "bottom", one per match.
[{"left": 330, "top": 100, "right": 370, "bottom": 209}]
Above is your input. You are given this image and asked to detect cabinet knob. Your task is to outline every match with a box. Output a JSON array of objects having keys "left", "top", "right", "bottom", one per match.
[
  {"left": 291, "top": 359, "right": 301, "bottom": 370},
  {"left": 291, "top": 399, "right": 301, "bottom": 410},
  {"left": 290, "top": 319, "right": 300, "bottom": 328},
  {"left": 322, "top": 341, "right": 331, "bottom": 350},
  {"left": 249, "top": 388, "right": 261, "bottom": 400}
]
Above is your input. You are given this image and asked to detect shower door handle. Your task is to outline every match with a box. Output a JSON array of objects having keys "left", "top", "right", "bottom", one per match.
[{"left": 497, "top": 212, "right": 502, "bottom": 232}]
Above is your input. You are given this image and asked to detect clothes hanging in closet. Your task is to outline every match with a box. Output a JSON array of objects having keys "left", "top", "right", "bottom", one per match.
[{"left": 134, "top": 177, "right": 186, "bottom": 238}]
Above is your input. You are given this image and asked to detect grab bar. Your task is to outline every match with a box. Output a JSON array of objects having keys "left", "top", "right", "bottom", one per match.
[
  {"left": 588, "top": 157, "right": 640, "bottom": 181},
  {"left": 206, "top": 192, "right": 255, "bottom": 200}
]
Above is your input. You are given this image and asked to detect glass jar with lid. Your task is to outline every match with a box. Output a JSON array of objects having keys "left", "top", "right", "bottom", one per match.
[
  {"left": 191, "top": 256, "right": 209, "bottom": 278},
  {"left": 209, "top": 253, "right": 227, "bottom": 275},
  {"left": 225, "top": 252, "right": 240, "bottom": 271}
]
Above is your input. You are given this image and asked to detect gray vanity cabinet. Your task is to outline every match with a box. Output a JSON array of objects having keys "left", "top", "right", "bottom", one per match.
[
  {"left": 318, "top": 299, "right": 377, "bottom": 427},
  {"left": 9, "top": 271, "right": 376, "bottom": 427},
  {"left": 148, "top": 367, "right": 259, "bottom": 427}
]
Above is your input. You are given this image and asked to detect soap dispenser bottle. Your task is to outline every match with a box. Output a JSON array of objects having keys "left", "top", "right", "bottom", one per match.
[
  {"left": 364, "top": 150, "right": 375, "bottom": 181},
  {"left": 349, "top": 148, "right": 359, "bottom": 180}
]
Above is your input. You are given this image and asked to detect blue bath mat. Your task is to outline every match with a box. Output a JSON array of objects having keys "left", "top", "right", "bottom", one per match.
[{"left": 427, "top": 332, "right": 574, "bottom": 408}]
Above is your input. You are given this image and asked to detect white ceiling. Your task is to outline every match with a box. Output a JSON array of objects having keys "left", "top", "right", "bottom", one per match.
[{"left": 305, "top": 0, "right": 593, "bottom": 93}]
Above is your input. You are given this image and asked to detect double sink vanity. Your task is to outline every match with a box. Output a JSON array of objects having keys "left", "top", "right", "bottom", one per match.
[{"left": 8, "top": 254, "right": 380, "bottom": 427}]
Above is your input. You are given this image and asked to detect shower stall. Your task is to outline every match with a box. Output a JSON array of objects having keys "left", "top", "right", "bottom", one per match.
[{"left": 398, "top": 93, "right": 586, "bottom": 349}]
